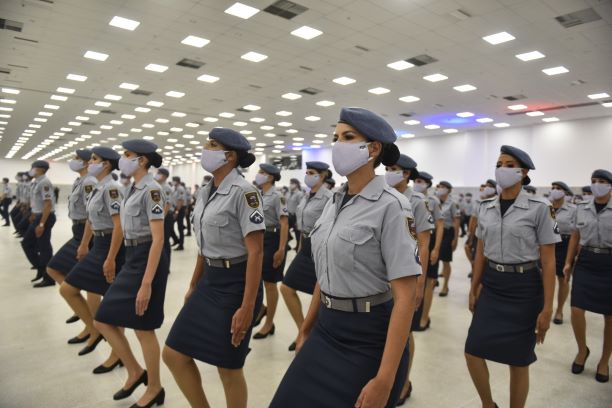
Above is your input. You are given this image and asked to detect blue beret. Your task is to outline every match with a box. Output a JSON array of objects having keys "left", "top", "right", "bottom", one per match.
[
  {"left": 524, "top": 185, "right": 537, "bottom": 193},
  {"left": 325, "top": 177, "right": 336, "bottom": 186},
  {"left": 76, "top": 149, "right": 92, "bottom": 161},
  {"left": 552, "top": 181, "right": 571, "bottom": 193},
  {"left": 582, "top": 185, "right": 591, "bottom": 193},
  {"left": 395, "top": 154, "right": 419, "bottom": 179},
  {"left": 439, "top": 180, "right": 453, "bottom": 190},
  {"left": 122, "top": 139, "right": 158, "bottom": 154},
  {"left": 210, "top": 128, "right": 251, "bottom": 151},
  {"left": 157, "top": 168, "right": 169, "bottom": 177},
  {"left": 500, "top": 145, "right": 535, "bottom": 170},
  {"left": 486, "top": 179, "right": 497, "bottom": 188},
  {"left": 339, "top": 107, "right": 397, "bottom": 144},
  {"left": 92, "top": 146, "right": 120, "bottom": 161},
  {"left": 260, "top": 163, "right": 281, "bottom": 176},
  {"left": 31, "top": 160, "right": 49, "bottom": 170},
  {"left": 592, "top": 169, "right": 612, "bottom": 183},
  {"left": 305, "top": 161, "right": 329, "bottom": 171}
]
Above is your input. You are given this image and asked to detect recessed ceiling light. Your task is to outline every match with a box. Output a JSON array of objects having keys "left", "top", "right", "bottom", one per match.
[
  {"left": 185, "top": 122, "right": 198, "bottom": 128},
  {"left": 181, "top": 35, "right": 210, "bottom": 48},
  {"left": 443, "top": 129, "right": 458, "bottom": 134},
  {"left": 155, "top": 118, "right": 169, "bottom": 123},
  {"left": 171, "top": 112, "right": 186, "bottom": 117},
  {"left": 368, "top": 87, "right": 390, "bottom": 95},
  {"left": 110, "top": 120, "right": 124, "bottom": 125},
  {"left": 44, "top": 104, "right": 60, "bottom": 110},
  {"left": 602, "top": 102, "right": 612, "bottom": 108},
  {"left": 241, "top": 51, "right": 268, "bottom": 62},
  {"left": 276, "top": 111, "right": 292, "bottom": 116},
  {"left": 68, "top": 121, "right": 81, "bottom": 126},
  {"left": 316, "top": 100, "right": 335, "bottom": 107},
  {"left": 50, "top": 95, "right": 68, "bottom": 101},
  {"left": 261, "top": 125, "right": 274, "bottom": 130},
  {"left": 508, "top": 104, "right": 527, "bottom": 110},
  {"left": 233, "top": 121, "right": 247, "bottom": 127},
  {"left": 456, "top": 112, "right": 474, "bottom": 117},
  {"left": 145, "top": 63, "right": 168, "bottom": 73},
  {"left": 542, "top": 66, "right": 569, "bottom": 76},
  {"left": 424, "top": 124, "right": 440, "bottom": 130},
  {"left": 453, "top": 84, "right": 477, "bottom": 92},
  {"left": 542, "top": 117, "right": 560, "bottom": 122},
  {"left": 404, "top": 120, "right": 420, "bottom": 125},
  {"left": 399, "top": 95, "right": 420, "bottom": 103},
  {"left": 166, "top": 91, "right": 185, "bottom": 98},
  {"left": 224, "top": 2, "right": 260, "bottom": 19},
  {"left": 1, "top": 87, "right": 20, "bottom": 94},
  {"left": 109, "top": 16, "right": 140, "bottom": 31},
  {"left": 387, "top": 60, "right": 414, "bottom": 71},
  {"left": 203, "top": 117, "right": 218, "bottom": 122},
  {"left": 147, "top": 100, "right": 164, "bottom": 107},
  {"left": 66, "top": 73, "right": 87, "bottom": 82},
  {"left": 423, "top": 73, "right": 448, "bottom": 82},
  {"left": 135, "top": 107, "right": 151, "bottom": 113},
  {"left": 130, "top": 128, "right": 142, "bottom": 132},
  {"left": 219, "top": 112, "right": 235, "bottom": 118},
  {"left": 104, "top": 94, "right": 122, "bottom": 101},
  {"left": 526, "top": 111, "right": 544, "bottom": 117},
  {"left": 278, "top": 122, "right": 292, "bottom": 127},
  {"left": 119, "top": 82, "right": 139, "bottom": 90},
  {"left": 84, "top": 50, "right": 109, "bottom": 61},
  {"left": 286, "top": 129, "right": 298, "bottom": 134},
  {"left": 56, "top": 87, "right": 75, "bottom": 94},
  {"left": 250, "top": 117, "right": 265, "bottom": 123},
  {"left": 493, "top": 122, "right": 510, "bottom": 128},
  {"left": 291, "top": 26, "right": 323, "bottom": 40},
  {"left": 95, "top": 101, "right": 111, "bottom": 107},
  {"left": 90, "top": 130, "right": 101, "bottom": 135},
  {"left": 39, "top": 112, "right": 53, "bottom": 117},
  {"left": 196, "top": 74, "right": 220, "bottom": 83},
  {"left": 515, "top": 51, "right": 545, "bottom": 61},
  {"left": 121, "top": 114, "right": 136, "bottom": 119},
  {"left": 282, "top": 93, "right": 302, "bottom": 100},
  {"left": 84, "top": 109, "right": 99, "bottom": 114},
  {"left": 33, "top": 118, "right": 47, "bottom": 122},
  {"left": 243, "top": 104, "right": 261, "bottom": 111},
  {"left": 333, "top": 76, "right": 356, "bottom": 85},
  {"left": 305, "top": 116, "right": 320, "bottom": 121},
  {"left": 482, "top": 31, "right": 515, "bottom": 45},
  {"left": 100, "top": 125, "right": 113, "bottom": 130},
  {"left": 587, "top": 92, "right": 610, "bottom": 100},
  {"left": 0, "top": 107, "right": 12, "bottom": 112},
  {"left": 476, "top": 117, "right": 493, "bottom": 123},
  {"left": 158, "top": 131, "right": 170, "bottom": 136},
  {"left": 312, "top": 140, "right": 324, "bottom": 144}
]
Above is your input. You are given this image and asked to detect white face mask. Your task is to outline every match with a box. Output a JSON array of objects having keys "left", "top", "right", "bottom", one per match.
[
  {"left": 153, "top": 173, "right": 163, "bottom": 181},
  {"left": 483, "top": 186, "right": 496, "bottom": 197},
  {"left": 434, "top": 187, "right": 449, "bottom": 197},
  {"left": 384, "top": 170, "right": 404, "bottom": 187},
  {"left": 118, "top": 156, "right": 141, "bottom": 177},
  {"left": 495, "top": 167, "right": 523, "bottom": 189},
  {"left": 549, "top": 189, "right": 565, "bottom": 201},
  {"left": 255, "top": 173, "right": 269, "bottom": 187},
  {"left": 69, "top": 159, "right": 85, "bottom": 172},
  {"left": 304, "top": 173, "right": 320, "bottom": 189},
  {"left": 591, "top": 182, "right": 612, "bottom": 198},
  {"left": 28, "top": 169, "right": 37, "bottom": 177},
  {"left": 332, "top": 141, "right": 371, "bottom": 177},
  {"left": 87, "top": 162, "right": 104, "bottom": 177},
  {"left": 413, "top": 181, "right": 427, "bottom": 193},
  {"left": 200, "top": 149, "right": 227, "bottom": 173}
]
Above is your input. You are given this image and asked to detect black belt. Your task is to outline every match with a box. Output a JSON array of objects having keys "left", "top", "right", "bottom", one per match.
[
  {"left": 560, "top": 234, "right": 571, "bottom": 240},
  {"left": 124, "top": 236, "right": 152, "bottom": 247},
  {"left": 320, "top": 291, "right": 393, "bottom": 313},
  {"left": 204, "top": 255, "right": 248, "bottom": 268},
  {"left": 92, "top": 229, "right": 114, "bottom": 237},
  {"left": 265, "top": 226, "right": 280, "bottom": 233},
  {"left": 72, "top": 219, "right": 87, "bottom": 225},
  {"left": 488, "top": 260, "right": 538, "bottom": 274},
  {"left": 582, "top": 247, "right": 612, "bottom": 255}
]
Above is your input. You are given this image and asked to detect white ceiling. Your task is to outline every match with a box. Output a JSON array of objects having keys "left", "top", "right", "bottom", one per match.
[{"left": 0, "top": 0, "right": 611, "bottom": 165}]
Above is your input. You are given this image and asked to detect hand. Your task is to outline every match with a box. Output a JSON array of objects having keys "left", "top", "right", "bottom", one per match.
[
  {"left": 273, "top": 249, "right": 286, "bottom": 269},
  {"left": 468, "top": 289, "right": 479, "bottom": 313},
  {"left": 102, "top": 258, "right": 116, "bottom": 283},
  {"left": 184, "top": 286, "right": 195, "bottom": 304},
  {"left": 76, "top": 245, "right": 89, "bottom": 260},
  {"left": 563, "top": 263, "right": 573, "bottom": 284},
  {"left": 355, "top": 376, "right": 393, "bottom": 408},
  {"left": 535, "top": 309, "right": 552, "bottom": 344},
  {"left": 35, "top": 225, "right": 44, "bottom": 237},
  {"left": 430, "top": 249, "right": 439, "bottom": 264},
  {"left": 135, "top": 284, "right": 152, "bottom": 316},
  {"left": 451, "top": 239, "right": 458, "bottom": 251},
  {"left": 295, "top": 331, "right": 309, "bottom": 354},
  {"left": 231, "top": 305, "right": 254, "bottom": 347}
]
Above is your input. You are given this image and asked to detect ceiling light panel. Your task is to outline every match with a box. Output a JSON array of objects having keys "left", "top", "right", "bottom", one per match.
[
  {"left": 515, "top": 51, "right": 545, "bottom": 61},
  {"left": 542, "top": 66, "right": 569, "bottom": 75},
  {"left": 66, "top": 74, "right": 87, "bottom": 81},
  {"left": 224, "top": 3, "right": 260, "bottom": 19},
  {"left": 333, "top": 76, "right": 356, "bottom": 85},
  {"left": 241, "top": 52, "right": 268, "bottom": 62},
  {"left": 84, "top": 50, "right": 109, "bottom": 61},
  {"left": 482, "top": 31, "right": 515, "bottom": 45},
  {"left": 145, "top": 63, "right": 169, "bottom": 73},
  {"left": 109, "top": 16, "right": 140, "bottom": 31},
  {"left": 181, "top": 35, "right": 210, "bottom": 48},
  {"left": 423, "top": 73, "right": 447, "bottom": 82},
  {"left": 291, "top": 26, "right": 323, "bottom": 40},
  {"left": 119, "top": 82, "right": 139, "bottom": 90},
  {"left": 387, "top": 60, "right": 414, "bottom": 71}
]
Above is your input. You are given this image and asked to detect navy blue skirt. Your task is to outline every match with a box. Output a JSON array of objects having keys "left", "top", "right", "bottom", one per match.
[
  {"left": 439, "top": 227, "right": 454, "bottom": 262},
  {"left": 166, "top": 261, "right": 263, "bottom": 369},
  {"left": 65, "top": 235, "right": 125, "bottom": 295},
  {"left": 47, "top": 223, "right": 85, "bottom": 275},
  {"left": 95, "top": 242, "right": 169, "bottom": 330},
  {"left": 262, "top": 231, "right": 286, "bottom": 283},
  {"left": 427, "top": 230, "right": 439, "bottom": 279},
  {"left": 571, "top": 250, "right": 612, "bottom": 315},
  {"left": 270, "top": 301, "right": 409, "bottom": 408},
  {"left": 465, "top": 264, "right": 543, "bottom": 366},
  {"left": 554, "top": 235, "right": 570, "bottom": 277},
  {"left": 282, "top": 237, "right": 316, "bottom": 294}
]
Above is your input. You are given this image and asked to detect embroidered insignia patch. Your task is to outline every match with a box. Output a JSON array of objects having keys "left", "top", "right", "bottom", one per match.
[
  {"left": 249, "top": 209, "right": 264, "bottom": 224},
  {"left": 43, "top": 185, "right": 49, "bottom": 192},
  {"left": 150, "top": 190, "right": 161, "bottom": 203},
  {"left": 428, "top": 214, "right": 434, "bottom": 224},
  {"left": 406, "top": 216, "right": 417, "bottom": 240},
  {"left": 549, "top": 206, "right": 556, "bottom": 220},
  {"left": 424, "top": 201, "right": 430, "bottom": 212},
  {"left": 109, "top": 189, "right": 119, "bottom": 199},
  {"left": 151, "top": 204, "right": 163, "bottom": 215},
  {"left": 84, "top": 185, "right": 93, "bottom": 194},
  {"left": 110, "top": 201, "right": 120, "bottom": 211},
  {"left": 245, "top": 192, "right": 260, "bottom": 209}
]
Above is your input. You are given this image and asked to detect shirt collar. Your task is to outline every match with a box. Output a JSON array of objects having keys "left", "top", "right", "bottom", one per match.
[
  {"left": 215, "top": 168, "right": 241, "bottom": 195},
  {"left": 487, "top": 189, "right": 530, "bottom": 210},
  {"left": 263, "top": 185, "right": 277, "bottom": 196},
  {"left": 134, "top": 172, "right": 153, "bottom": 190},
  {"left": 335, "top": 175, "right": 386, "bottom": 203},
  {"left": 98, "top": 173, "right": 114, "bottom": 186}
]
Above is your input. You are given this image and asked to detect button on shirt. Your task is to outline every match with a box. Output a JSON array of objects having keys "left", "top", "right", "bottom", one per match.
[
  {"left": 403, "top": 187, "right": 434, "bottom": 233},
  {"left": 287, "top": 190, "right": 304, "bottom": 214},
  {"left": 476, "top": 190, "right": 561, "bottom": 263},
  {"left": 262, "top": 186, "right": 288, "bottom": 228},
  {"left": 193, "top": 168, "right": 265, "bottom": 259},
  {"left": 573, "top": 199, "right": 612, "bottom": 248},
  {"left": 87, "top": 174, "right": 122, "bottom": 230},
  {"left": 554, "top": 201, "right": 577, "bottom": 236},
  {"left": 440, "top": 197, "right": 461, "bottom": 228},
  {"left": 310, "top": 176, "right": 421, "bottom": 298},
  {"left": 120, "top": 173, "right": 165, "bottom": 240},
  {"left": 30, "top": 175, "right": 54, "bottom": 213},
  {"left": 296, "top": 187, "right": 332, "bottom": 234},
  {"left": 68, "top": 175, "right": 97, "bottom": 220}
]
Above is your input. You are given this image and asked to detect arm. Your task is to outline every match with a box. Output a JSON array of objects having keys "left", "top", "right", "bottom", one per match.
[
  {"left": 76, "top": 221, "right": 93, "bottom": 260},
  {"left": 415, "top": 230, "right": 430, "bottom": 308},
  {"left": 452, "top": 216, "right": 460, "bottom": 250},
  {"left": 135, "top": 219, "right": 164, "bottom": 316},
  {"left": 467, "top": 215, "right": 477, "bottom": 245},
  {"left": 430, "top": 219, "right": 444, "bottom": 263},
  {"left": 536, "top": 244, "right": 555, "bottom": 344},
  {"left": 35, "top": 199, "right": 52, "bottom": 237},
  {"left": 296, "top": 282, "right": 321, "bottom": 352},
  {"left": 469, "top": 239, "right": 487, "bottom": 312},
  {"left": 102, "top": 214, "right": 124, "bottom": 283},
  {"left": 563, "top": 230, "right": 580, "bottom": 283},
  {"left": 273, "top": 215, "right": 289, "bottom": 268}
]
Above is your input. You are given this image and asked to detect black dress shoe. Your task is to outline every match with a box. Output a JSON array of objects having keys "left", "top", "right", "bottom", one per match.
[
  {"left": 396, "top": 381, "right": 412, "bottom": 406},
  {"left": 30, "top": 274, "right": 42, "bottom": 282},
  {"left": 288, "top": 341, "right": 296, "bottom": 351},
  {"left": 595, "top": 364, "right": 609, "bottom": 383},
  {"left": 66, "top": 314, "right": 80, "bottom": 324},
  {"left": 253, "top": 305, "right": 267, "bottom": 327},
  {"left": 130, "top": 388, "right": 165, "bottom": 408},
  {"left": 93, "top": 359, "right": 123, "bottom": 374},
  {"left": 413, "top": 319, "right": 431, "bottom": 332},
  {"left": 572, "top": 347, "right": 590, "bottom": 374},
  {"left": 68, "top": 333, "right": 90, "bottom": 344},
  {"left": 174, "top": 246, "right": 184, "bottom": 251},
  {"left": 113, "top": 370, "right": 148, "bottom": 400},
  {"left": 439, "top": 290, "right": 448, "bottom": 297},
  {"left": 33, "top": 279, "right": 55, "bottom": 288},
  {"left": 253, "top": 324, "right": 275, "bottom": 339},
  {"left": 553, "top": 316, "right": 563, "bottom": 325},
  {"left": 30, "top": 266, "right": 37, "bottom": 270},
  {"left": 78, "top": 335, "right": 104, "bottom": 356}
]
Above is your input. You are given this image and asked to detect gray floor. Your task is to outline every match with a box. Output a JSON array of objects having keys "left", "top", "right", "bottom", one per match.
[{"left": 1, "top": 208, "right": 610, "bottom": 408}]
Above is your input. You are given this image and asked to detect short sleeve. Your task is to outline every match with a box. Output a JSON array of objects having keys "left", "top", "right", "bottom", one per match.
[
  {"left": 278, "top": 195, "right": 289, "bottom": 217},
  {"left": 237, "top": 187, "right": 266, "bottom": 237},
  {"left": 145, "top": 187, "right": 165, "bottom": 221},
  {"left": 413, "top": 198, "right": 434, "bottom": 233},
  {"left": 535, "top": 203, "right": 561, "bottom": 245},
  {"left": 568, "top": 206, "right": 578, "bottom": 232},
  {"left": 105, "top": 186, "right": 122, "bottom": 215},
  {"left": 82, "top": 178, "right": 97, "bottom": 201},
  {"left": 475, "top": 209, "right": 484, "bottom": 240},
  {"left": 382, "top": 202, "right": 422, "bottom": 281},
  {"left": 453, "top": 202, "right": 461, "bottom": 218},
  {"left": 41, "top": 180, "right": 53, "bottom": 200}
]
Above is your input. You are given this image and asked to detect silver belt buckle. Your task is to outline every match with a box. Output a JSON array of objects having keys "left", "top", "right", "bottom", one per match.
[
  {"left": 205, "top": 258, "right": 211, "bottom": 266},
  {"left": 495, "top": 264, "right": 505, "bottom": 272},
  {"left": 593, "top": 248, "right": 601, "bottom": 254},
  {"left": 224, "top": 259, "right": 231, "bottom": 268},
  {"left": 323, "top": 295, "right": 332, "bottom": 308}
]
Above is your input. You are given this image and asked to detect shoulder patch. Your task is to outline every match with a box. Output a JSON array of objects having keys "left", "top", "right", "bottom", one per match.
[
  {"left": 151, "top": 203, "right": 163, "bottom": 214},
  {"left": 150, "top": 190, "right": 161, "bottom": 202},
  {"left": 280, "top": 196, "right": 286, "bottom": 205},
  {"left": 245, "top": 191, "right": 260, "bottom": 209},
  {"left": 249, "top": 209, "right": 264, "bottom": 224},
  {"left": 109, "top": 188, "right": 119, "bottom": 199},
  {"left": 110, "top": 201, "right": 120, "bottom": 211},
  {"left": 549, "top": 206, "right": 556, "bottom": 220},
  {"left": 43, "top": 185, "right": 49, "bottom": 192},
  {"left": 406, "top": 216, "right": 417, "bottom": 240},
  {"left": 84, "top": 185, "right": 93, "bottom": 194}
]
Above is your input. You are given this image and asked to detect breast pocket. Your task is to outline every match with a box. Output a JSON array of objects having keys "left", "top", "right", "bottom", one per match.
[
  {"left": 204, "top": 214, "right": 229, "bottom": 245},
  {"left": 509, "top": 223, "right": 535, "bottom": 253},
  {"left": 335, "top": 226, "right": 376, "bottom": 273},
  {"left": 125, "top": 206, "right": 141, "bottom": 232}
]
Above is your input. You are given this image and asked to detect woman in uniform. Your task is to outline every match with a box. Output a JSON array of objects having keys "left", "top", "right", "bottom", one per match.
[
  {"left": 60, "top": 147, "right": 125, "bottom": 371},
  {"left": 466, "top": 180, "right": 497, "bottom": 279},
  {"left": 434, "top": 181, "right": 461, "bottom": 297},
  {"left": 93, "top": 140, "right": 169, "bottom": 408},
  {"left": 252, "top": 163, "right": 289, "bottom": 339},
  {"left": 287, "top": 178, "right": 304, "bottom": 250},
  {"left": 465, "top": 145, "right": 559, "bottom": 408},
  {"left": 547, "top": 181, "right": 576, "bottom": 325},
  {"left": 153, "top": 168, "right": 174, "bottom": 262},
  {"left": 163, "top": 128, "right": 264, "bottom": 407},
  {"left": 280, "top": 161, "right": 333, "bottom": 351},
  {"left": 270, "top": 107, "right": 421, "bottom": 408},
  {"left": 384, "top": 154, "right": 433, "bottom": 403},
  {"left": 564, "top": 169, "right": 612, "bottom": 383}
]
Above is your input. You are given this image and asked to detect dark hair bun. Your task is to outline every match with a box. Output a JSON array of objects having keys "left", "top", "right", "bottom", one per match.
[
  {"left": 109, "top": 158, "right": 119, "bottom": 171},
  {"left": 149, "top": 152, "right": 163, "bottom": 168},
  {"left": 274, "top": 173, "right": 281, "bottom": 182},
  {"left": 237, "top": 152, "right": 256, "bottom": 168},
  {"left": 327, "top": 169, "right": 333, "bottom": 179},
  {"left": 381, "top": 144, "right": 400, "bottom": 167}
]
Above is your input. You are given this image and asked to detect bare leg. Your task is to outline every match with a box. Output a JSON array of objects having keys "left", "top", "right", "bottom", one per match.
[
  {"left": 555, "top": 276, "right": 569, "bottom": 321},
  {"left": 134, "top": 330, "right": 163, "bottom": 405},
  {"left": 441, "top": 261, "right": 451, "bottom": 294},
  {"left": 509, "top": 365, "right": 529, "bottom": 408},
  {"left": 163, "top": 346, "right": 209, "bottom": 408},
  {"left": 571, "top": 307, "right": 589, "bottom": 363},
  {"left": 94, "top": 321, "right": 144, "bottom": 390},
  {"left": 465, "top": 353, "right": 495, "bottom": 407},
  {"left": 420, "top": 278, "right": 435, "bottom": 327},
  {"left": 218, "top": 367, "right": 247, "bottom": 408},
  {"left": 597, "top": 315, "right": 612, "bottom": 376},
  {"left": 257, "top": 282, "right": 278, "bottom": 334},
  {"left": 47, "top": 267, "right": 65, "bottom": 284},
  {"left": 59, "top": 283, "right": 94, "bottom": 339},
  {"left": 280, "top": 284, "right": 304, "bottom": 331}
]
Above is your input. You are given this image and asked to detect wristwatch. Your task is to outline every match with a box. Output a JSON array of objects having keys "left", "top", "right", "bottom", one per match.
[{"left": 38, "top": 223, "right": 44, "bottom": 228}]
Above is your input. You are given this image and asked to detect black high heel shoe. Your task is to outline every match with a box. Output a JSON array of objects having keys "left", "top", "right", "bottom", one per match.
[
  {"left": 130, "top": 388, "right": 165, "bottom": 408},
  {"left": 396, "top": 381, "right": 412, "bottom": 406},
  {"left": 571, "top": 347, "right": 590, "bottom": 374},
  {"left": 253, "top": 305, "right": 267, "bottom": 327},
  {"left": 595, "top": 364, "right": 609, "bottom": 383},
  {"left": 92, "top": 359, "right": 123, "bottom": 374},
  {"left": 78, "top": 335, "right": 104, "bottom": 356},
  {"left": 66, "top": 314, "right": 80, "bottom": 324},
  {"left": 113, "top": 370, "right": 148, "bottom": 400},
  {"left": 253, "top": 324, "right": 275, "bottom": 339},
  {"left": 67, "top": 333, "right": 90, "bottom": 344}
]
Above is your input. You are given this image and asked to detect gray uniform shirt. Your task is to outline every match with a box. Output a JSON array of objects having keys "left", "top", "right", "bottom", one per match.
[
  {"left": 30, "top": 175, "right": 55, "bottom": 213},
  {"left": 262, "top": 186, "right": 289, "bottom": 228},
  {"left": 310, "top": 176, "right": 421, "bottom": 298},
  {"left": 296, "top": 187, "right": 333, "bottom": 234},
  {"left": 172, "top": 184, "right": 186, "bottom": 208},
  {"left": 87, "top": 174, "right": 122, "bottom": 231},
  {"left": 426, "top": 195, "right": 444, "bottom": 221},
  {"left": 440, "top": 197, "right": 461, "bottom": 228},
  {"left": 476, "top": 190, "right": 561, "bottom": 263},
  {"left": 161, "top": 182, "right": 174, "bottom": 210},
  {"left": 121, "top": 173, "right": 165, "bottom": 239},
  {"left": 554, "top": 201, "right": 577, "bottom": 236},
  {"left": 464, "top": 199, "right": 474, "bottom": 216},
  {"left": 68, "top": 175, "right": 97, "bottom": 220},
  {"left": 1, "top": 184, "right": 11, "bottom": 199},
  {"left": 193, "top": 168, "right": 265, "bottom": 259},
  {"left": 403, "top": 187, "right": 434, "bottom": 233},
  {"left": 287, "top": 190, "right": 303, "bottom": 214},
  {"left": 573, "top": 199, "right": 612, "bottom": 248}
]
